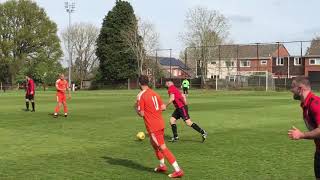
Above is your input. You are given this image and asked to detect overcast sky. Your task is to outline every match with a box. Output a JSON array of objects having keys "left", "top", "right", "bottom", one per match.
[{"left": 2, "top": 0, "right": 320, "bottom": 57}]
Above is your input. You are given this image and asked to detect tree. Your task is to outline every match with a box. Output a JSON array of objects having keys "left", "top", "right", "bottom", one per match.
[
  {"left": 96, "top": 0, "right": 138, "bottom": 83},
  {"left": 0, "top": 0, "right": 63, "bottom": 85},
  {"left": 61, "top": 23, "right": 99, "bottom": 88},
  {"left": 122, "top": 17, "right": 160, "bottom": 76},
  {"left": 181, "top": 6, "right": 230, "bottom": 86}
]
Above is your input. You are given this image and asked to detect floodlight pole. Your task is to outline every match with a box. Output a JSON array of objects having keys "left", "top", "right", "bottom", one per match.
[
  {"left": 169, "top": 49, "right": 172, "bottom": 79},
  {"left": 65, "top": 1, "right": 75, "bottom": 88}
]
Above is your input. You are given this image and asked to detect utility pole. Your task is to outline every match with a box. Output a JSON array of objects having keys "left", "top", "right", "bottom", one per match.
[{"left": 64, "top": 1, "right": 75, "bottom": 88}]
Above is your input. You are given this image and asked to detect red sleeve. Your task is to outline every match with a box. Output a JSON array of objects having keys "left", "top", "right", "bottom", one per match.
[
  {"left": 157, "top": 94, "right": 164, "bottom": 106},
  {"left": 311, "top": 100, "right": 320, "bottom": 126},
  {"left": 168, "top": 86, "right": 174, "bottom": 95},
  {"left": 138, "top": 95, "right": 145, "bottom": 112},
  {"left": 30, "top": 80, "right": 35, "bottom": 92}
]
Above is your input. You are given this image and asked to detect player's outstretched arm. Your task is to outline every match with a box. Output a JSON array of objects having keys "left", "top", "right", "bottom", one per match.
[{"left": 166, "top": 94, "right": 175, "bottom": 107}]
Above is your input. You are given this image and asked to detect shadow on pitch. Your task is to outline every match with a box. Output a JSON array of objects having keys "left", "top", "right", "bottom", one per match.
[
  {"left": 102, "top": 156, "right": 153, "bottom": 173},
  {"left": 164, "top": 134, "right": 202, "bottom": 143}
]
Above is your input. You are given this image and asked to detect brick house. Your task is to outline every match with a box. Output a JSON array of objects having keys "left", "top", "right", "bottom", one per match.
[
  {"left": 304, "top": 40, "right": 320, "bottom": 76},
  {"left": 158, "top": 57, "right": 191, "bottom": 78},
  {"left": 237, "top": 44, "right": 290, "bottom": 74},
  {"left": 206, "top": 44, "right": 291, "bottom": 79}
]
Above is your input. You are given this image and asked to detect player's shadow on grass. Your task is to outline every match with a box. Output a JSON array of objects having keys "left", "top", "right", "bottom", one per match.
[
  {"left": 164, "top": 134, "right": 203, "bottom": 143},
  {"left": 102, "top": 156, "right": 153, "bottom": 173}
]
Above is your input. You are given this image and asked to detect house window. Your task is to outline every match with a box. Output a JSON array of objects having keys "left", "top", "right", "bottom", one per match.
[
  {"left": 309, "top": 59, "right": 320, "bottom": 65},
  {"left": 260, "top": 60, "right": 267, "bottom": 65},
  {"left": 211, "top": 61, "right": 216, "bottom": 65},
  {"left": 240, "top": 60, "right": 251, "bottom": 67},
  {"left": 294, "top": 57, "right": 302, "bottom": 66},
  {"left": 225, "top": 61, "right": 234, "bottom": 67},
  {"left": 276, "top": 57, "right": 284, "bottom": 66}
]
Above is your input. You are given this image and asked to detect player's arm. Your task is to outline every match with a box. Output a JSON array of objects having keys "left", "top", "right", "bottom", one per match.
[
  {"left": 288, "top": 126, "right": 320, "bottom": 140},
  {"left": 289, "top": 103, "right": 320, "bottom": 140},
  {"left": 301, "top": 127, "right": 320, "bottom": 139},
  {"left": 66, "top": 82, "right": 71, "bottom": 99},
  {"left": 157, "top": 95, "right": 166, "bottom": 111},
  {"left": 166, "top": 94, "right": 174, "bottom": 107},
  {"left": 302, "top": 103, "right": 320, "bottom": 139},
  {"left": 182, "top": 94, "right": 188, "bottom": 105},
  {"left": 137, "top": 110, "right": 144, "bottom": 117},
  {"left": 55, "top": 81, "right": 63, "bottom": 91},
  {"left": 30, "top": 80, "right": 34, "bottom": 95},
  {"left": 136, "top": 97, "right": 145, "bottom": 117}
]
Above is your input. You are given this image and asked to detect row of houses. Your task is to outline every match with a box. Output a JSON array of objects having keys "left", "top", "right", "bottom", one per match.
[{"left": 155, "top": 40, "right": 320, "bottom": 81}]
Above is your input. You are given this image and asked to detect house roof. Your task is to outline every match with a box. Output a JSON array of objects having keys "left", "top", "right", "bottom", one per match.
[
  {"left": 306, "top": 40, "right": 320, "bottom": 56},
  {"left": 208, "top": 44, "right": 287, "bottom": 59},
  {"left": 158, "top": 57, "right": 190, "bottom": 70}
]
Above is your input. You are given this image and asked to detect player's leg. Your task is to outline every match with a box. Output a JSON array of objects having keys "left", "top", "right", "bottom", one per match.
[
  {"left": 314, "top": 151, "right": 320, "bottom": 180},
  {"left": 30, "top": 95, "right": 35, "bottom": 112},
  {"left": 62, "top": 95, "right": 68, "bottom": 117},
  {"left": 182, "top": 106, "right": 207, "bottom": 142},
  {"left": 54, "top": 102, "right": 62, "bottom": 117},
  {"left": 149, "top": 137, "right": 167, "bottom": 172},
  {"left": 54, "top": 95, "right": 62, "bottom": 117},
  {"left": 152, "top": 130, "right": 183, "bottom": 178},
  {"left": 169, "top": 110, "right": 180, "bottom": 142},
  {"left": 25, "top": 94, "right": 30, "bottom": 111}
]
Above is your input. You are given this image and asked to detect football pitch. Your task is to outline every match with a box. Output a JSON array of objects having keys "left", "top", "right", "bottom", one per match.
[{"left": 0, "top": 89, "right": 316, "bottom": 179}]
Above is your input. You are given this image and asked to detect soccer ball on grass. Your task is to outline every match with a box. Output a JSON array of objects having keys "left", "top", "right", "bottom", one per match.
[{"left": 136, "top": 132, "right": 145, "bottom": 140}]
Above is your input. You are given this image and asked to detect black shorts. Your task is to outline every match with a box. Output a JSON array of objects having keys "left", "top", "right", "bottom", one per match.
[
  {"left": 315, "top": 151, "right": 320, "bottom": 178},
  {"left": 172, "top": 106, "right": 190, "bottom": 121},
  {"left": 183, "top": 87, "right": 188, "bottom": 93},
  {"left": 25, "top": 94, "right": 34, "bottom": 100}
]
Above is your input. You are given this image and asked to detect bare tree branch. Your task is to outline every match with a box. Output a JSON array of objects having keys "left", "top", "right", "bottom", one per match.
[
  {"left": 121, "top": 17, "right": 160, "bottom": 76},
  {"left": 181, "top": 7, "right": 230, "bottom": 86},
  {"left": 61, "top": 22, "right": 99, "bottom": 88}
]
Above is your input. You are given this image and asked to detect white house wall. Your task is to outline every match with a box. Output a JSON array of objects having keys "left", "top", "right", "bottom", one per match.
[{"left": 207, "top": 59, "right": 237, "bottom": 79}]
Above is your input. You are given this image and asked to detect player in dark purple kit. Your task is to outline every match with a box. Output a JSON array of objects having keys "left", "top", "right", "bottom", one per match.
[
  {"left": 25, "top": 75, "right": 35, "bottom": 112},
  {"left": 165, "top": 80, "right": 207, "bottom": 142}
]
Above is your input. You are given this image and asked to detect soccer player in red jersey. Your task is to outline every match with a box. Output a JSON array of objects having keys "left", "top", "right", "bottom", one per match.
[
  {"left": 165, "top": 80, "right": 207, "bottom": 142},
  {"left": 135, "top": 75, "right": 184, "bottom": 178},
  {"left": 53, "top": 74, "right": 71, "bottom": 118},
  {"left": 288, "top": 77, "right": 320, "bottom": 179},
  {"left": 25, "top": 75, "right": 35, "bottom": 112}
]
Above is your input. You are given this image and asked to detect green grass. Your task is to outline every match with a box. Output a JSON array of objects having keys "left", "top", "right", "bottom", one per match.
[{"left": 0, "top": 89, "right": 316, "bottom": 179}]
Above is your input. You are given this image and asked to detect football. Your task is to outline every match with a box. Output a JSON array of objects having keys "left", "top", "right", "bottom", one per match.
[{"left": 136, "top": 132, "right": 145, "bottom": 140}]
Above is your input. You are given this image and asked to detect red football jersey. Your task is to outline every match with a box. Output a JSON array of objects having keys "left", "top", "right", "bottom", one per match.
[
  {"left": 137, "top": 88, "right": 165, "bottom": 133},
  {"left": 26, "top": 79, "right": 35, "bottom": 95},
  {"left": 301, "top": 92, "right": 320, "bottom": 151},
  {"left": 56, "top": 79, "right": 69, "bottom": 95},
  {"left": 168, "top": 85, "right": 186, "bottom": 108}
]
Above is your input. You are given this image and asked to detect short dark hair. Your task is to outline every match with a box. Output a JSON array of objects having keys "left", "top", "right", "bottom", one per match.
[
  {"left": 293, "top": 76, "right": 310, "bottom": 87},
  {"left": 139, "top": 75, "right": 149, "bottom": 86}
]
